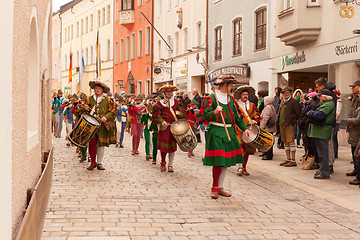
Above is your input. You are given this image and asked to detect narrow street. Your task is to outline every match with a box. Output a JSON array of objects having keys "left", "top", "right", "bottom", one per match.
[{"left": 43, "top": 132, "right": 360, "bottom": 239}]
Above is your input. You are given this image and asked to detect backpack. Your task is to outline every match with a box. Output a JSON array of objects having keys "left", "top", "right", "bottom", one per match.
[{"left": 266, "top": 106, "right": 276, "bottom": 128}]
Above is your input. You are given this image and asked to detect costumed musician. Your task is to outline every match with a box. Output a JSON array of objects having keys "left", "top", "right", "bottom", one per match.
[
  {"left": 233, "top": 86, "right": 260, "bottom": 176},
  {"left": 152, "top": 85, "right": 184, "bottom": 172},
  {"left": 74, "top": 93, "right": 90, "bottom": 162},
  {"left": 115, "top": 96, "right": 128, "bottom": 148},
  {"left": 77, "top": 81, "right": 117, "bottom": 170},
  {"left": 128, "top": 94, "right": 146, "bottom": 155},
  {"left": 197, "top": 75, "right": 250, "bottom": 199}
]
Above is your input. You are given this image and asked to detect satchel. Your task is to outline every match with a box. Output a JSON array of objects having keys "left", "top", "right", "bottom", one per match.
[
  {"left": 301, "top": 155, "right": 315, "bottom": 170},
  {"left": 233, "top": 124, "right": 242, "bottom": 136}
]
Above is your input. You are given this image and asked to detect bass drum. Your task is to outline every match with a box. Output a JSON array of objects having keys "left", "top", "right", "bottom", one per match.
[
  {"left": 68, "top": 113, "right": 101, "bottom": 148},
  {"left": 241, "top": 125, "right": 274, "bottom": 152},
  {"left": 170, "top": 119, "right": 197, "bottom": 152}
]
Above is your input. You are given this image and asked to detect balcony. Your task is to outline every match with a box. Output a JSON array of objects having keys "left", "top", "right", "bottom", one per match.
[
  {"left": 120, "top": 10, "right": 134, "bottom": 24},
  {"left": 276, "top": 2, "right": 321, "bottom": 46}
]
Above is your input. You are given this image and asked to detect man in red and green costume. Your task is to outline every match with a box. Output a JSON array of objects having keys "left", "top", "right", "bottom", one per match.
[
  {"left": 77, "top": 81, "right": 117, "bottom": 170},
  {"left": 153, "top": 85, "right": 184, "bottom": 172},
  {"left": 198, "top": 75, "right": 250, "bottom": 199}
]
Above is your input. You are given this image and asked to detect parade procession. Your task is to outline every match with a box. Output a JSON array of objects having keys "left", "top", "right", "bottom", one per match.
[{"left": 4, "top": 0, "right": 360, "bottom": 239}]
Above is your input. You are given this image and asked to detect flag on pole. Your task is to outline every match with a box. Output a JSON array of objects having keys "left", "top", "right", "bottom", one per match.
[
  {"left": 58, "top": 50, "right": 61, "bottom": 85},
  {"left": 95, "top": 30, "right": 101, "bottom": 79},
  {"left": 79, "top": 41, "right": 85, "bottom": 85},
  {"left": 68, "top": 51, "right": 72, "bottom": 84}
]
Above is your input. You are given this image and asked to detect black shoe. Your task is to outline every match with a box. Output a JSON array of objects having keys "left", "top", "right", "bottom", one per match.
[
  {"left": 277, "top": 145, "right": 285, "bottom": 149},
  {"left": 346, "top": 170, "right": 356, "bottom": 176},
  {"left": 259, "top": 153, "right": 266, "bottom": 157},
  {"left": 314, "top": 174, "right": 330, "bottom": 179},
  {"left": 120, "top": 145, "right": 124, "bottom": 148},
  {"left": 97, "top": 163, "right": 105, "bottom": 170},
  {"left": 87, "top": 165, "right": 97, "bottom": 170},
  {"left": 310, "top": 163, "right": 320, "bottom": 170},
  {"left": 329, "top": 165, "right": 334, "bottom": 174},
  {"left": 262, "top": 156, "right": 272, "bottom": 160},
  {"left": 349, "top": 179, "right": 360, "bottom": 185}
]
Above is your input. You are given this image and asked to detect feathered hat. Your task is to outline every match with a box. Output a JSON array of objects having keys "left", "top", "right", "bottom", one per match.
[{"left": 213, "top": 75, "right": 238, "bottom": 86}]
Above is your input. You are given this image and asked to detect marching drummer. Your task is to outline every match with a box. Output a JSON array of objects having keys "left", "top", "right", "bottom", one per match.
[
  {"left": 197, "top": 75, "right": 250, "bottom": 199},
  {"left": 78, "top": 81, "right": 117, "bottom": 171},
  {"left": 152, "top": 85, "right": 184, "bottom": 172},
  {"left": 233, "top": 86, "right": 260, "bottom": 176}
]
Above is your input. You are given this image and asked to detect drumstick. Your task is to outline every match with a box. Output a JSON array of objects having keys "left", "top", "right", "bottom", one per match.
[{"left": 207, "top": 75, "right": 231, "bottom": 141}]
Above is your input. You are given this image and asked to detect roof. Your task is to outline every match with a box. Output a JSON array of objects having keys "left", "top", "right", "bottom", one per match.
[{"left": 59, "top": 0, "right": 84, "bottom": 14}]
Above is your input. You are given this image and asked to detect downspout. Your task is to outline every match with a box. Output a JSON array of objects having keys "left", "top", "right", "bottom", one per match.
[{"left": 151, "top": 0, "right": 154, "bottom": 94}]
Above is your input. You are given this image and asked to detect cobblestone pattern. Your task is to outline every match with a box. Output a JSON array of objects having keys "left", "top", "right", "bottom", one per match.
[{"left": 43, "top": 133, "right": 360, "bottom": 239}]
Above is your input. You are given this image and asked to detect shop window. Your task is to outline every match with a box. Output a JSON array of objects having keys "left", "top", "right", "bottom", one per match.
[
  {"left": 214, "top": 26, "right": 222, "bottom": 61},
  {"left": 255, "top": 7, "right": 266, "bottom": 50},
  {"left": 233, "top": 18, "right": 242, "bottom": 56}
]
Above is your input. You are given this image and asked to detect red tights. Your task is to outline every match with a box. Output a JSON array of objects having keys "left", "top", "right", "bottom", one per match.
[
  {"left": 161, "top": 152, "right": 167, "bottom": 165},
  {"left": 243, "top": 151, "right": 249, "bottom": 169},
  {"left": 212, "top": 166, "right": 222, "bottom": 192},
  {"left": 89, "top": 139, "right": 97, "bottom": 166}
]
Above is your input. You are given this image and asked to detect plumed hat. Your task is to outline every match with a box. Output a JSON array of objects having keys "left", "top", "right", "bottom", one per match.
[
  {"left": 159, "top": 85, "right": 178, "bottom": 92},
  {"left": 213, "top": 75, "right": 238, "bottom": 86}
]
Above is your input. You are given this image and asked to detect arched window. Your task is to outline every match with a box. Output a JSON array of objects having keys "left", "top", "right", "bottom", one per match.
[
  {"left": 90, "top": 46, "right": 93, "bottom": 65},
  {"left": 86, "top": 47, "right": 89, "bottom": 65},
  {"left": 214, "top": 26, "right": 222, "bottom": 61}
]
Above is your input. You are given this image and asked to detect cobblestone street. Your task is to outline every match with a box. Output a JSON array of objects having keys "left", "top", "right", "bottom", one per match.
[{"left": 43, "top": 133, "right": 360, "bottom": 239}]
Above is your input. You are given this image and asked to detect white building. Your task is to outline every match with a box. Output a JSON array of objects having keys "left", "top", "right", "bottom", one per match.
[
  {"left": 60, "top": 0, "right": 113, "bottom": 96},
  {"left": 52, "top": 11, "right": 62, "bottom": 92},
  {"left": 153, "top": 0, "right": 207, "bottom": 96}
]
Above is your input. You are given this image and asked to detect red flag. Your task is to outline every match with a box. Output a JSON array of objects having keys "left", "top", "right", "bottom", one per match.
[{"left": 68, "top": 52, "right": 72, "bottom": 83}]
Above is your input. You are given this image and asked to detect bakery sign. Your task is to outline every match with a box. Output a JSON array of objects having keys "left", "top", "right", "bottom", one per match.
[{"left": 209, "top": 66, "right": 250, "bottom": 79}]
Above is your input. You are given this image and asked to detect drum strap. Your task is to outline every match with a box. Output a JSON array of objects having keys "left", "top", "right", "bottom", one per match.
[
  {"left": 166, "top": 100, "right": 178, "bottom": 121},
  {"left": 238, "top": 102, "right": 252, "bottom": 124}
]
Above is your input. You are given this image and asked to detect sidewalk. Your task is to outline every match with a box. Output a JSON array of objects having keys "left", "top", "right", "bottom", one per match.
[{"left": 244, "top": 143, "right": 360, "bottom": 214}]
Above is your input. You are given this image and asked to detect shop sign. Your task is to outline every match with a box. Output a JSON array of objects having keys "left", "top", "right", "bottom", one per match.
[
  {"left": 64, "top": 87, "right": 71, "bottom": 90},
  {"left": 281, "top": 51, "right": 306, "bottom": 70},
  {"left": 154, "top": 67, "right": 162, "bottom": 74},
  {"left": 209, "top": 66, "right": 250, "bottom": 79},
  {"left": 335, "top": 42, "right": 358, "bottom": 56},
  {"left": 175, "top": 59, "right": 188, "bottom": 77}
]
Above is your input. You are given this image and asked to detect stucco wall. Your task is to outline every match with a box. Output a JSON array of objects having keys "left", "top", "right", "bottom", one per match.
[{"left": 12, "top": 0, "right": 52, "bottom": 234}]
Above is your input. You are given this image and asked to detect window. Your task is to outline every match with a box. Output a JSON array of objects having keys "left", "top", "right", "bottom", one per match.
[
  {"left": 90, "top": 46, "right": 94, "bottom": 64},
  {"left": 175, "top": 32, "right": 179, "bottom": 56},
  {"left": 126, "top": 36, "right": 130, "bottom": 61},
  {"left": 214, "top": 26, "right": 222, "bottom": 61},
  {"left": 255, "top": 7, "right": 267, "bottom": 50},
  {"left": 115, "top": 0, "right": 119, "bottom": 21},
  {"left": 81, "top": 19, "right": 84, "bottom": 35},
  {"left": 122, "top": 0, "right": 134, "bottom": 10},
  {"left": 86, "top": 48, "right": 89, "bottom": 65},
  {"left": 138, "top": 80, "right": 142, "bottom": 94},
  {"left": 197, "top": 22, "right": 202, "bottom": 47},
  {"left": 146, "top": 79, "right": 151, "bottom": 95},
  {"left": 120, "top": 39, "right": 124, "bottom": 63},
  {"left": 107, "top": 5, "right": 111, "bottom": 24},
  {"left": 284, "top": 0, "right": 292, "bottom": 9},
  {"left": 77, "top": 22, "right": 79, "bottom": 37},
  {"left": 158, "top": 40, "right": 162, "bottom": 60},
  {"left": 98, "top": 10, "right": 101, "bottom": 28},
  {"left": 145, "top": 26, "right": 151, "bottom": 55},
  {"left": 115, "top": 41, "right": 118, "bottom": 64},
  {"left": 107, "top": 39, "right": 111, "bottom": 60},
  {"left": 90, "top": 14, "right": 93, "bottom": 31},
  {"left": 85, "top": 17, "right": 88, "bottom": 33},
  {"left": 138, "top": 0, "right": 143, "bottom": 6},
  {"left": 71, "top": 25, "right": 73, "bottom": 39},
  {"left": 167, "top": 35, "right": 172, "bottom": 58},
  {"left": 102, "top": 8, "right": 106, "bottom": 26},
  {"left": 183, "top": 28, "right": 188, "bottom": 53},
  {"left": 233, "top": 18, "right": 242, "bottom": 56},
  {"left": 138, "top": 30, "right": 143, "bottom": 57},
  {"left": 131, "top": 33, "right": 135, "bottom": 59}
]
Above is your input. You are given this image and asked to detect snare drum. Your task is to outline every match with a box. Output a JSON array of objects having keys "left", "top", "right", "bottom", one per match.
[
  {"left": 241, "top": 125, "right": 274, "bottom": 152},
  {"left": 170, "top": 119, "right": 198, "bottom": 152},
  {"left": 68, "top": 113, "right": 101, "bottom": 148}
]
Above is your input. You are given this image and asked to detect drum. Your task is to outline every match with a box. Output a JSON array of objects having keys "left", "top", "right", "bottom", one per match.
[
  {"left": 170, "top": 119, "right": 198, "bottom": 152},
  {"left": 68, "top": 113, "right": 101, "bottom": 148},
  {"left": 241, "top": 125, "right": 274, "bottom": 152}
]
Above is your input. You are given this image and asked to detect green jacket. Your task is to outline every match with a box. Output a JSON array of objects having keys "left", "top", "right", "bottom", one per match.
[
  {"left": 347, "top": 107, "right": 360, "bottom": 146},
  {"left": 307, "top": 100, "right": 335, "bottom": 140}
]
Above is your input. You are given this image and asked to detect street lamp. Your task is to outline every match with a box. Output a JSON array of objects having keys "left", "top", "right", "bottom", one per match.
[{"left": 353, "top": 29, "right": 360, "bottom": 34}]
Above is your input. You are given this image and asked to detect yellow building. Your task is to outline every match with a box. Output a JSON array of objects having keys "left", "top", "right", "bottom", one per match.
[
  {"left": 60, "top": 0, "right": 114, "bottom": 96},
  {"left": 1, "top": 0, "right": 53, "bottom": 238}
]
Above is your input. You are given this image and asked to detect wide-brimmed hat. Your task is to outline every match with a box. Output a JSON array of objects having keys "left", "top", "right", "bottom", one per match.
[
  {"left": 159, "top": 85, "right": 178, "bottom": 92},
  {"left": 213, "top": 75, "right": 238, "bottom": 86},
  {"left": 58, "top": 89, "right": 63, "bottom": 95},
  {"left": 134, "top": 94, "right": 145, "bottom": 101},
  {"left": 349, "top": 80, "right": 360, "bottom": 87},
  {"left": 117, "top": 96, "right": 124, "bottom": 103},
  {"left": 234, "top": 85, "right": 255, "bottom": 100},
  {"left": 281, "top": 87, "right": 292, "bottom": 93},
  {"left": 89, "top": 80, "right": 110, "bottom": 93}
]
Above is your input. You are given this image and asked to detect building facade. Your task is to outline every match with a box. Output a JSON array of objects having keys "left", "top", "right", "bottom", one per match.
[
  {"left": 271, "top": 0, "right": 360, "bottom": 143},
  {"left": 1, "top": 0, "right": 53, "bottom": 237},
  {"left": 208, "top": 0, "right": 272, "bottom": 93},
  {"left": 113, "top": 0, "right": 153, "bottom": 96},
  {"left": 60, "top": 0, "right": 114, "bottom": 96},
  {"left": 52, "top": 11, "right": 62, "bottom": 92},
  {"left": 153, "top": 0, "right": 206, "bottom": 96}
]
